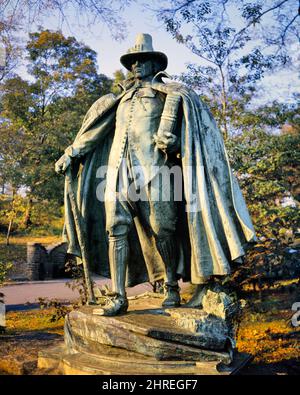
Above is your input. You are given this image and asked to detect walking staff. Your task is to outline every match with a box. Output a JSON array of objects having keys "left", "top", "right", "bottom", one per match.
[{"left": 65, "top": 165, "right": 96, "bottom": 305}]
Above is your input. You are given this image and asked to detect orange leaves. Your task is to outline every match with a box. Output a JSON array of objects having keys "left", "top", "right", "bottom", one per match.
[
  {"left": 31, "top": 31, "right": 65, "bottom": 49},
  {"left": 237, "top": 312, "right": 300, "bottom": 364}
]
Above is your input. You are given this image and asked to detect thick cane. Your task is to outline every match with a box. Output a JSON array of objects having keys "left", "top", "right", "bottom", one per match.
[{"left": 65, "top": 166, "right": 96, "bottom": 305}]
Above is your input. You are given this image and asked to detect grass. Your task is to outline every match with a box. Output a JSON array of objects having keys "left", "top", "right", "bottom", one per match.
[
  {"left": 237, "top": 309, "right": 300, "bottom": 365},
  {"left": 5, "top": 308, "right": 65, "bottom": 335},
  {"left": 236, "top": 284, "right": 300, "bottom": 373},
  {"left": 0, "top": 308, "right": 64, "bottom": 375},
  {"left": 0, "top": 235, "right": 62, "bottom": 245}
]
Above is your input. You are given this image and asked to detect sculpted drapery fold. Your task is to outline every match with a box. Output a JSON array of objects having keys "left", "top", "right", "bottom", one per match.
[{"left": 62, "top": 80, "right": 256, "bottom": 286}]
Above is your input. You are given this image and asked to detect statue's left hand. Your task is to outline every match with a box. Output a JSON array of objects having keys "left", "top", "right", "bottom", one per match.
[{"left": 154, "top": 131, "right": 179, "bottom": 154}]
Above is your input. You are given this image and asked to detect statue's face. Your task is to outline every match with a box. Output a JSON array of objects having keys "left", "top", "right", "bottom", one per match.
[{"left": 131, "top": 59, "right": 154, "bottom": 80}]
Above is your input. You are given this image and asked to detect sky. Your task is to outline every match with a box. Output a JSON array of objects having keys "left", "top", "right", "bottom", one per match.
[
  {"left": 17, "top": 1, "right": 299, "bottom": 104},
  {"left": 41, "top": 2, "right": 201, "bottom": 77}
]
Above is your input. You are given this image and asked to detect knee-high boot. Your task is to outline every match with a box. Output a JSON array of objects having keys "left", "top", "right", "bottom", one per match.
[
  {"left": 94, "top": 235, "right": 129, "bottom": 316},
  {"left": 109, "top": 235, "right": 129, "bottom": 298},
  {"left": 156, "top": 236, "right": 180, "bottom": 307}
]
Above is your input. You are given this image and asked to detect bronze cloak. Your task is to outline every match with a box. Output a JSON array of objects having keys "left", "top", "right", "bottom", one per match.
[{"left": 63, "top": 81, "right": 257, "bottom": 286}]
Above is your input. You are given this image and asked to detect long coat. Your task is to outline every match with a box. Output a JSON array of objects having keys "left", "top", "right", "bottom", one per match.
[{"left": 62, "top": 79, "right": 257, "bottom": 286}]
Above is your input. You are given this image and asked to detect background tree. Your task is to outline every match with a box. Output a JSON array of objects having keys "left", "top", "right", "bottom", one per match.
[
  {"left": 0, "top": 30, "right": 113, "bottom": 229},
  {"left": 0, "top": 0, "right": 132, "bottom": 83},
  {"left": 226, "top": 100, "right": 300, "bottom": 236},
  {"left": 154, "top": 0, "right": 299, "bottom": 56},
  {"left": 224, "top": 99, "right": 300, "bottom": 291},
  {"left": 0, "top": 0, "right": 131, "bottom": 41},
  {"left": 152, "top": 0, "right": 299, "bottom": 138},
  {"left": 111, "top": 69, "right": 126, "bottom": 95}
]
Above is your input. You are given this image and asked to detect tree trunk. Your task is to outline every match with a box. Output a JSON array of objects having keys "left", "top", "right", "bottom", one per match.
[
  {"left": 219, "top": 66, "right": 229, "bottom": 140},
  {"left": 6, "top": 219, "right": 13, "bottom": 246},
  {"left": 23, "top": 195, "right": 33, "bottom": 228},
  {"left": 6, "top": 189, "right": 15, "bottom": 246}
]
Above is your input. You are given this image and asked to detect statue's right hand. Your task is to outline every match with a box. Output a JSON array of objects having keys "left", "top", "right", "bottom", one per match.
[{"left": 55, "top": 154, "right": 71, "bottom": 175}]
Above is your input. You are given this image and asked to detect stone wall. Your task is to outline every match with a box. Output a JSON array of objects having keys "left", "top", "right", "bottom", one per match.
[
  {"left": 27, "top": 243, "right": 48, "bottom": 280},
  {"left": 26, "top": 242, "right": 68, "bottom": 281},
  {"left": 47, "top": 243, "right": 68, "bottom": 278}
]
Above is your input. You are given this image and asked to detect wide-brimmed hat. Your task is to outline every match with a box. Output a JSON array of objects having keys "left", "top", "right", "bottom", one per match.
[{"left": 120, "top": 33, "right": 168, "bottom": 71}]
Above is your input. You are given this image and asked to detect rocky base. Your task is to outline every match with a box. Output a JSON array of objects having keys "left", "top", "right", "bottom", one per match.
[
  {"left": 38, "top": 342, "right": 251, "bottom": 375},
  {"left": 38, "top": 293, "right": 251, "bottom": 375}
]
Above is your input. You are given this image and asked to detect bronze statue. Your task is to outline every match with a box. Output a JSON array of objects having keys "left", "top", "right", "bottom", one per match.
[{"left": 55, "top": 33, "right": 256, "bottom": 316}]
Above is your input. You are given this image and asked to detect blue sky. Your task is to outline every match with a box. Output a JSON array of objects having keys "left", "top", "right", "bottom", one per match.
[
  {"left": 41, "top": 2, "right": 201, "bottom": 77},
  {"left": 18, "top": 1, "right": 299, "bottom": 104}
]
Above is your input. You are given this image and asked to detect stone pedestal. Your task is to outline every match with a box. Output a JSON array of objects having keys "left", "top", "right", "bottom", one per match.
[{"left": 38, "top": 294, "right": 251, "bottom": 375}]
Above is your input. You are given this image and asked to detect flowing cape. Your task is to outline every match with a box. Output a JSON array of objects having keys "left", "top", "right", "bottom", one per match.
[{"left": 63, "top": 81, "right": 257, "bottom": 286}]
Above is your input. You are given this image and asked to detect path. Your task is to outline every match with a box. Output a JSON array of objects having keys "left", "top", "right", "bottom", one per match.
[{"left": 0, "top": 277, "right": 155, "bottom": 310}]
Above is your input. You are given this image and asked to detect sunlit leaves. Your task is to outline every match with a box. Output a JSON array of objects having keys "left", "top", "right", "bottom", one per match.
[{"left": 0, "top": 30, "right": 113, "bottom": 207}]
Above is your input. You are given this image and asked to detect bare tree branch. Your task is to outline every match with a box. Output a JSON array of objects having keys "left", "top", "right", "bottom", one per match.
[{"left": 228, "top": 0, "right": 294, "bottom": 53}]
